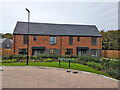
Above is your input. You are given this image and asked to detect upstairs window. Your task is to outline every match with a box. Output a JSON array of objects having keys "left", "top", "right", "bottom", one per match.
[
  {"left": 91, "top": 37, "right": 97, "bottom": 45},
  {"left": 77, "top": 37, "right": 80, "bottom": 41},
  {"left": 50, "top": 37, "right": 56, "bottom": 45},
  {"left": 69, "top": 36, "right": 73, "bottom": 45},
  {"left": 23, "top": 35, "right": 28, "bottom": 44},
  {"left": 6, "top": 44, "right": 10, "bottom": 48},
  {"left": 34, "top": 36, "right": 36, "bottom": 41}
]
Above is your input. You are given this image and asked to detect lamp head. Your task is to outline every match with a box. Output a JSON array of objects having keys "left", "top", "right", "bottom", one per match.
[{"left": 25, "top": 8, "right": 30, "bottom": 12}]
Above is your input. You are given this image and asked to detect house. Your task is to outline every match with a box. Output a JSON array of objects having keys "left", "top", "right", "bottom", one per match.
[
  {"left": 0, "top": 38, "right": 13, "bottom": 56},
  {"left": 0, "top": 38, "right": 12, "bottom": 49},
  {"left": 13, "top": 21, "right": 102, "bottom": 57}
]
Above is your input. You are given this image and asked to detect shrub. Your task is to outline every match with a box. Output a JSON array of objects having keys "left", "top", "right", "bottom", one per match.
[
  {"left": 107, "top": 70, "right": 120, "bottom": 79},
  {"left": 2, "top": 56, "right": 8, "bottom": 60},
  {"left": 36, "top": 55, "right": 43, "bottom": 60},
  {"left": 44, "top": 58, "right": 53, "bottom": 62},
  {"left": 87, "top": 61, "right": 104, "bottom": 70},
  {"left": 71, "top": 58, "right": 76, "bottom": 60},
  {"left": 7, "top": 60, "right": 11, "bottom": 63},
  {"left": 2, "top": 60, "right": 7, "bottom": 63},
  {"left": 109, "top": 60, "right": 120, "bottom": 70},
  {"left": 71, "top": 60, "right": 79, "bottom": 63},
  {"left": 9, "top": 55, "right": 16, "bottom": 59},
  {"left": 30, "top": 56, "right": 37, "bottom": 60},
  {"left": 22, "top": 55, "right": 27, "bottom": 59},
  {"left": 11, "top": 59, "right": 17, "bottom": 63}
]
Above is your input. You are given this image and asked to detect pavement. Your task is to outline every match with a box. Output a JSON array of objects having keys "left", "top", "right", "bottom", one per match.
[{"left": 2, "top": 66, "right": 119, "bottom": 88}]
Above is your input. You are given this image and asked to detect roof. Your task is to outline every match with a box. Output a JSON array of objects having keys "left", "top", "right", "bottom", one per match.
[
  {"left": 9, "top": 39, "right": 13, "bottom": 43},
  {"left": 13, "top": 21, "right": 102, "bottom": 37},
  {"left": 0, "top": 38, "right": 7, "bottom": 44}
]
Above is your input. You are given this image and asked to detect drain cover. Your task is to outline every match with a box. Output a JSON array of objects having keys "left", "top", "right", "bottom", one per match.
[{"left": 73, "top": 70, "right": 79, "bottom": 74}]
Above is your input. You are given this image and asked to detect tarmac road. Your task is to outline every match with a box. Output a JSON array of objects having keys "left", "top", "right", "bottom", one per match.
[{"left": 2, "top": 66, "right": 118, "bottom": 88}]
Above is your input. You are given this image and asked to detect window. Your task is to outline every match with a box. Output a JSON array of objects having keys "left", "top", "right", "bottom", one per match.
[
  {"left": 77, "top": 37, "right": 80, "bottom": 41},
  {"left": 33, "top": 49, "right": 44, "bottom": 55},
  {"left": 50, "top": 37, "right": 56, "bottom": 45},
  {"left": 49, "top": 49, "right": 54, "bottom": 55},
  {"left": 24, "top": 35, "right": 28, "bottom": 44},
  {"left": 19, "top": 49, "right": 27, "bottom": 55},
  {"left": 91, "top": 49, "right": 97, "bottom": 57},
  {"left": 34, "top": 36, "right": 36, "bottom": 41},
  {"left": 91, "top": 37, "right": 97, "bottom": 45},
  {"left": 65, "top": 49, "right": 73, "bottom": 55},
  {"left": 39, "top": 49, "right": 44, "bottom": 54},
  {"left": 82, "top": 49, "right": 87, "bottom": 54},
  {"left": 69, "top": 36, "right": 73, "bottom": 45},
  {"left": 6, "top": 44, "right": 10, "bottom": 48}
]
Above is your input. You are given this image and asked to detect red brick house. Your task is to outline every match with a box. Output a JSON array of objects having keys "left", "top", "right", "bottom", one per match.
[{"left": 13, "top": 21, "right": 102, "bottom": 57}]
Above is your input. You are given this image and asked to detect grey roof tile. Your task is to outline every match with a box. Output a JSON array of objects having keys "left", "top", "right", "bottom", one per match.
[
  {"left": 0, "top": 38, "right": 7, "bottom": 44},
  {"left": 13, "top": 21, "right": 102, "bottom": 36}
]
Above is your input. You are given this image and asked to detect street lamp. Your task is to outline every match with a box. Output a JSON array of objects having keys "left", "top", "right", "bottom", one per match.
[{"left": 25, "top": 8, "right": 30, "bottom": 65}]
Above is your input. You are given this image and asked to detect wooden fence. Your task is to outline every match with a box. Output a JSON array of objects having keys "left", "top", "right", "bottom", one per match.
[
  {"left": 102, "top": 50, "right": 120, "bottom": 58},
  {"left": 0, "top": 48, "right": 12, "bottom": 56}
]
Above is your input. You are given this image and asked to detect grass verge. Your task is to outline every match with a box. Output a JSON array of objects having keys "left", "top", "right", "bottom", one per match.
[{"left": 2, "top": 62, "right": 112, "bottom": 78}]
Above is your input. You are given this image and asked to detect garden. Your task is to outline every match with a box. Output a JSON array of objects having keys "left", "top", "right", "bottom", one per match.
[{"left": 1, "top": 55, "right": 120, "bottom": 80}]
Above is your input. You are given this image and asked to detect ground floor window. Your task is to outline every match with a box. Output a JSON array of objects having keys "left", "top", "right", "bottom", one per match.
[
  {"left": 91, "top": 49, "right": 97, "bottom": 57},
  {"left": 49, "top": 49, "right": 54, "bottom": 55},
  {"left": 33, "top": 49, "right": 45, "bottom": 55},
  {"left": 65, "top": 49, "right": 73, "bottom": 55},
  {"left": 19, "top": 49, "right": 27, "bottom": 55}
]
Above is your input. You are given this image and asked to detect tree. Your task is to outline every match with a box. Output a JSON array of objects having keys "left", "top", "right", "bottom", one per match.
[
  {"left": 100, "top": 30, "right": 119, "bottom": 50},
  {"left": 2, "top": 33, "right": 13, "bottom": 39}
]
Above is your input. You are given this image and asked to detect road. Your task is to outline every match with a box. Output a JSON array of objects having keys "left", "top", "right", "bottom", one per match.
[{"left": 2, "top": 66, "right": 118, "bottom": 88}]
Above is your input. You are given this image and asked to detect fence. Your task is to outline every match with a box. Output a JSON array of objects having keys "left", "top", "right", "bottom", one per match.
[
  {"left": 0, "top": 48, "right": 13, "bottom": 56},
  {"left": 102, "top": 50, "right": 120, "bottom": 58}
]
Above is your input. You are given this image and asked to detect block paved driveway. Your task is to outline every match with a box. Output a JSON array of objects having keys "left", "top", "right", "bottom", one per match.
[{"left": 2, "top": 66, "right": 118, "bottom": 88}]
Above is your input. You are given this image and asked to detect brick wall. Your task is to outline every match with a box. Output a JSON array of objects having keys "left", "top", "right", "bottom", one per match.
[{"left": 12, "top": 35, "right": 102, "bottom": 56}]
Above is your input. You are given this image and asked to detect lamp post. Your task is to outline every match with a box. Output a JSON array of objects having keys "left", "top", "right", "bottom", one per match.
[{"left": 25, "top": 8, "right": 30, "bottom": 65}]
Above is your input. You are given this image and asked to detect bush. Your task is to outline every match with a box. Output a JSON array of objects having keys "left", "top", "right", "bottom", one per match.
[
  {"left": 11, "top": 59, "right": 17, "bottom": 63},
  {"left": 100, "top": 59, "right": 111, "bottom": 69},
  {"left": 22, "top": 55, "right": 27, "bottom": 59},
  {"left": 107, "top": 70, "right": 120, "bottom": 79},
  {"left": 7, "top": 60, "right": 11, "bottom": 63},
  {"left": 109, "top": 60, "right": 120, "bottom": 70},
  {"left": 30, "top": 56, "right": 37, "bottom": 60},
  {"left": 71, "top": 60, "right": 79, "bottom": 63},
  {"left": 2, "top": 60, "right": 7, "bottom": 63},
  {"left": 36, "top": 55, "right": 43, "bottom": 60},
  {"left": 77, "top": 56, "right": 100, "bottom": 64},
  {"left": 2, "top": 56, "right": 8, "bottom": 60},
  {"left": 44, "top": 58, "right": 53, "bottom": 62},
  {"left": 87, "top": 61, "right": 104, "bottom": 70},
  {"left": 2, "top": 55, "right": 16, "bottom": 60},
  {"left": 71, "top": 58, "right": 76, "bottom": 60}
]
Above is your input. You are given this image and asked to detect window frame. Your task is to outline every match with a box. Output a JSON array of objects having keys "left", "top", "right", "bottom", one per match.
[
  {"left": 91, "top": 37, "right": 97, "bottom": 45},
  {"left": 6, "top": 44, "right": 10, "bottom": 48},
  {"left": 65, "top": 49, "right": 73, "bottom": 56},
  {"left": 77, "top": 37, "right": 80, "bottom": 41},
  {"left": 19, "top": 49, "right": 27, "bottom": 55},
  {"left": 23, "top": 35, "right": 28, "bottom": 44},
  {"left": 69, "top": 36, "right": 73, "bottom": 45},
  {"left": 49, "top": 36, "right": 56, "bottom": 45},
  {"left": 33, "top": 35, "right": 37, "bottom": 41}
]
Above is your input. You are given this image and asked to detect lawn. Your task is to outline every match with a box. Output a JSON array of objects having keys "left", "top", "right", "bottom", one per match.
[{"left": 2, "top": 62, "right": 112, "bottom": 78}]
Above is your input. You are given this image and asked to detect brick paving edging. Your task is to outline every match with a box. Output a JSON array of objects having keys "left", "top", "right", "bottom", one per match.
[{"left": 2, "top": 66, "right": 119, "bottom": 81}]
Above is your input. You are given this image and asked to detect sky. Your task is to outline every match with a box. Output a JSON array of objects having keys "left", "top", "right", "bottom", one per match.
[{"left": 0, "top": 0, "right": 119, "bottom": 34}]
